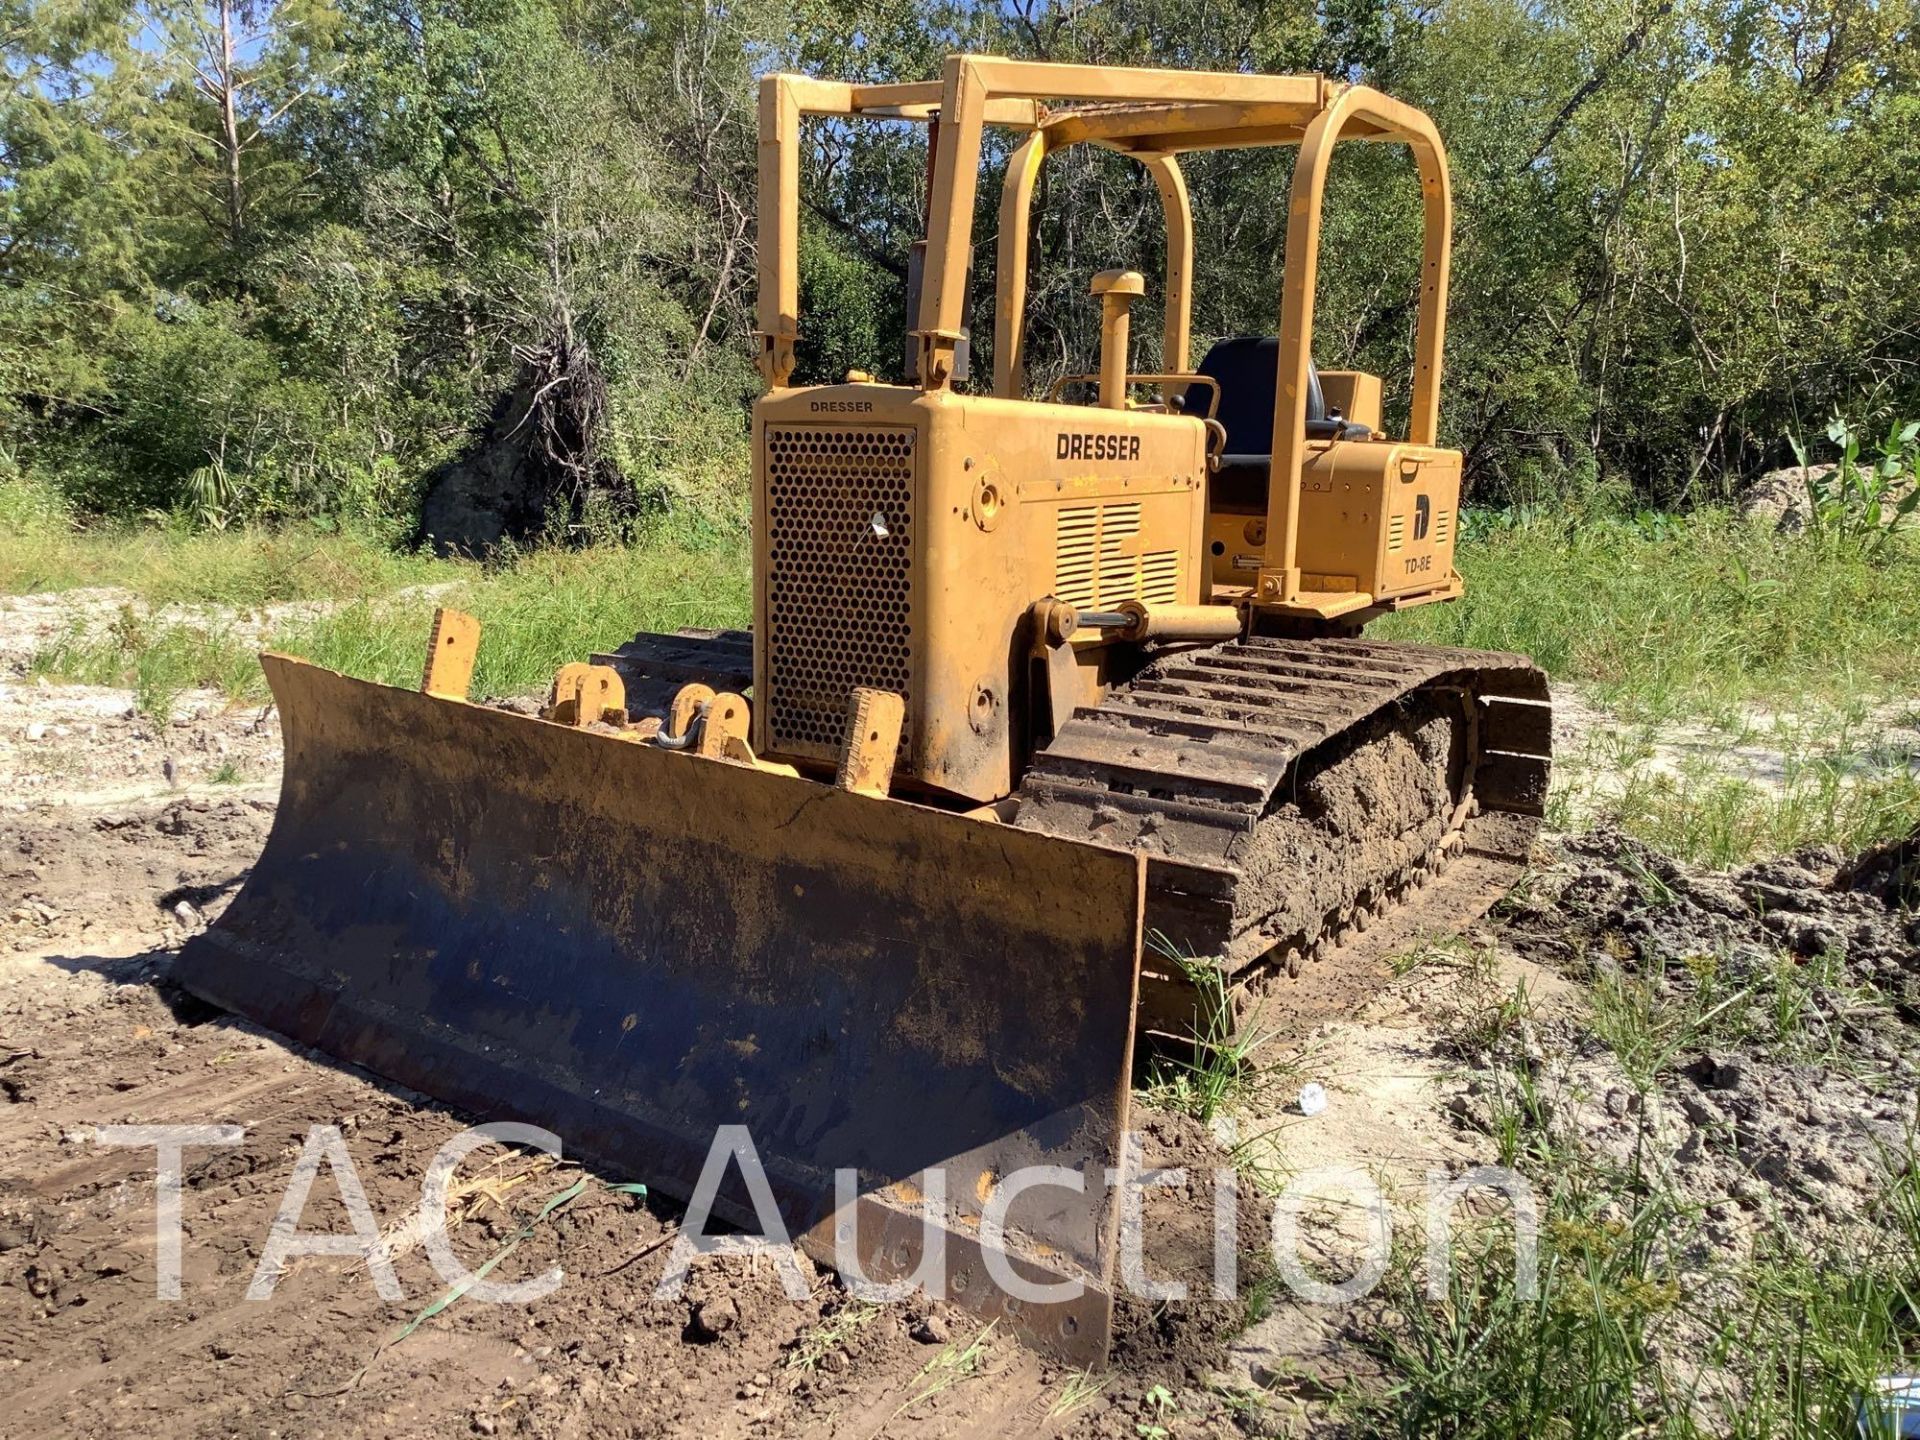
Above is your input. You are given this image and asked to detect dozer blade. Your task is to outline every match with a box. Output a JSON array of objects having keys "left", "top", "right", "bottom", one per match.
[{"left": 176, "top": 655, "right": 1145, "bottom": 1362}]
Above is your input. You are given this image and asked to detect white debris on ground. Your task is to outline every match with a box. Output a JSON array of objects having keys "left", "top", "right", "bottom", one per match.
[
  {"left": 1550, "top": 680, "right": 1920, "bottom": 833},
  {"left": 0, "top": 582, "right": 442, "bottom": 807},
  {"left": 0, "top": 678, "right": 280, "bottom": 808}
]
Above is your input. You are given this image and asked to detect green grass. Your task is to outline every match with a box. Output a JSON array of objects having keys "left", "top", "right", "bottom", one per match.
[
  {"left": 22, "top": 522, "right": 750, "bottom": 717},
  {"left": 1596, "top": 762, "right": 1920, "bottom": 870},
  {"left": 1545, "top": 694, "right": 1920, "bottom": 867},
  {"left": 13, "top": 497, "right": 1916, "bottom": 858},
  {"left": 1138, "top": 933, "right": 1278, "bottom": 1126},
  {"left": 1363, "top": 953, "right": 1920, "bottom": 1440},
  {"left": 13, "top": 491, "right": 1914, "bottom": 717},
  {"left": 1377, "top": 507, "right": 1920, "bottom": 719},
  {"left": 1361, "top": 893, "right": 1920, "bottom": 1439},
  {"left": 1363, "top": 1146, "right": 1920, "bottom": 1439},
  {"left": 272, "top": 529, "right": 750, "bottom": 700},
  {"left": 29, "top": 606, "right": 265, "bottom": 722},
  {"left": 0, "top": 493, "right": 460, "bottom": 605}
]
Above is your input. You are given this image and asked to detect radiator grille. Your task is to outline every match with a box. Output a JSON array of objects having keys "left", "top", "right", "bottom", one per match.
[{"left": 765, "top": 425, "right": 914, "bottom": 761}]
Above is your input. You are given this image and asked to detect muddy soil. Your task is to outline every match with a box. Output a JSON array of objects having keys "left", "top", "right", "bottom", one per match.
[
  {"left": 1474, "top": 829, "right": 1920, "bottom": 1241},
  {"left": 3, "top": 797, "right": 275, "bottom": 956},
  {"left": 6, "top": 798, "right": 1916, "bottom": 1437},
  {"left": 1232, "top": 696, "right": 1460, "bottom": 965}
]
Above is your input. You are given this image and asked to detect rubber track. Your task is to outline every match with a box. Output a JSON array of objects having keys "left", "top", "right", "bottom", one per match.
[{"left": 1011, "top": 636, "right": 1552, "bottom": 1010}]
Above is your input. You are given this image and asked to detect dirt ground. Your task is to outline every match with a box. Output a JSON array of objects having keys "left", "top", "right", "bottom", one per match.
[
  {"left": 2, "top": 796, "right": 1274, "bottom": 1438},
  {"left": 0, "top": 597, "right": 1274, "bottom": 1438},
  {"left": 3, "top": 590, "right": 1917, "bottom": 1437}
]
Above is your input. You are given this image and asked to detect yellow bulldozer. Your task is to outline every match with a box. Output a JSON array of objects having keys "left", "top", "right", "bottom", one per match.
[{"left": 178, "top": 58, "right": 1551, "bottom": 1362}]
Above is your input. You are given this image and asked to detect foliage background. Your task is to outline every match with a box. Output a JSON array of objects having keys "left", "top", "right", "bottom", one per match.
[{"left": 4, "top": 0, "right": 1916, "bottom": 532}]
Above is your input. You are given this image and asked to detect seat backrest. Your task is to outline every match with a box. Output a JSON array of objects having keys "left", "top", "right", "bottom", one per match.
[{"left": 1183, "top": 337, "right": 1329, "bottom": 454}]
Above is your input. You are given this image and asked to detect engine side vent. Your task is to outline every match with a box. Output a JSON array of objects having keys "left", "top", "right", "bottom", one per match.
[
  {"left": 1053, "top": 501, "right": 1168, "bottom": 608},
  {"left": 1387, "top": 513, "right": 1406, "bottom": 553},
  {"left": 765, "top": 425, "right": 915, "bottom": 762},
  {"left": 1055, "top": 505, "right": 1099, "bottom": 609},
  {"left": 1097, "top": 550, "right": 1138, "bottom": 602},
  {"left": 1141, "top": 550, "right": 1180, "bottom": 606},
  {"left": 1432, "top": 508, "right": 1453, "bottom": 546},
  {"left": 1100, "top": 502, "right": 1141, "bottom": 543}
]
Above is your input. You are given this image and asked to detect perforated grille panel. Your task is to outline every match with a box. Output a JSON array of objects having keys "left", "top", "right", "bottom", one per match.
[{"left": 765, "top": 425, "right": 915, "bottom": 762}]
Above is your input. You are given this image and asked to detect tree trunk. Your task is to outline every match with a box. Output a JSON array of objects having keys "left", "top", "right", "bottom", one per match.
[{"left": 217, "top": 0, "right": 246, "bottom": 248}]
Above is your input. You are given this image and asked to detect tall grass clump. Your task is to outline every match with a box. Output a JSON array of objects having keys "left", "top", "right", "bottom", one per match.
[
  {"left": 1138, "top": 933, "right": 1276, "bottom": 1126},
  {"left": 1362, "top": 1106, "right": 1920, "bottom": 1438},
  {"left": 1361, "top": 911, "right": 1920, "bottom": 1440},
  {"left": 1367, "top": 1161, "right": 1920, "bottom": 1439},
  {"left": 1602, "top": 763, "right": 1920, "bottom": 870},
  {"left": 29, "top": 606, "right": 264, "bottom": 722}
]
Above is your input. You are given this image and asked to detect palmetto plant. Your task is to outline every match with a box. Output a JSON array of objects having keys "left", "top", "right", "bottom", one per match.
[{"left": 184, "top": 459, "right": 236, "bottom": 532}]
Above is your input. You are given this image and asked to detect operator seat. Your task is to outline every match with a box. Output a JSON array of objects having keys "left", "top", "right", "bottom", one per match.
[{"left": 1180, "top": 337, "right": 1371, "bottom": 513}]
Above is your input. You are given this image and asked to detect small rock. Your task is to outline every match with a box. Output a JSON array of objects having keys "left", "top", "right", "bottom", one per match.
[
  {"left": 173, "top": 900, "right": 200, "bottom": 927},
  {"left": 1685, "top": 1052, "right": 1745, "bottom": 1092},
  {"left": 689, "top": 1296, "right": 739, "bottom": 1342},
  {"left": 910, "top": 1314, "right": 951, "bottom": 1345},
  {"left": 1784, "top": 918, "right": 1840, "bottom": 956},
  {"left": 23, "top": 723, "right": 46, "bottom": 743},
  {"left": 1731, "top": 1176, "right": 1770, "bottom": 1210}
]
